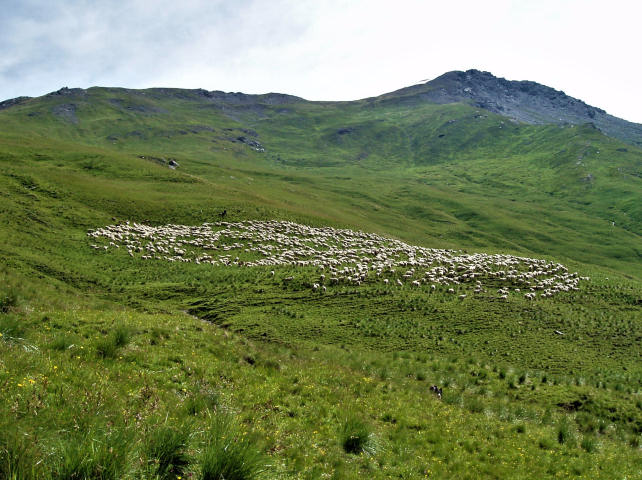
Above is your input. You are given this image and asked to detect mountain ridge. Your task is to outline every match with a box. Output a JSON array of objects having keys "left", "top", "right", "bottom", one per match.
[
  {"left": 373, "top": 69, "right": 642, "bottom": 147},
  {"left": 2, "top": 69, "right": 642, "bottom": 146}
]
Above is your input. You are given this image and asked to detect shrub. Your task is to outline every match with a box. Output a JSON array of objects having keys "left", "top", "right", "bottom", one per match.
[
  {"left": 144, "top": 425, "right": 190, "bottom": 478},
  {"left": 340, "top": 416, "right": 377, "bottom": 456},
  {"left": 200, "top": 415, "right": 267, "bottom": 480}
]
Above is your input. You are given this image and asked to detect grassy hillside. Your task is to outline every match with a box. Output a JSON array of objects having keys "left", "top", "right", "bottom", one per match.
[
  {"left": 0, "top": 86, "right": 641, "bottom": 479},
  {"left": 1, "top": 87, "right": 640, "bottom": 275}
]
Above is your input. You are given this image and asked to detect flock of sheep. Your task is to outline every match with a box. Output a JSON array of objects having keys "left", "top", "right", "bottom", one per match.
[{"left": 88, "top": 220, "right": 587, "bottom": 299}]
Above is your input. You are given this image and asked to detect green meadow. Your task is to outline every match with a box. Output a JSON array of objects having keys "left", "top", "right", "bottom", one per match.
[{"left": 0, "top": 86, "right": 640, "bottom": 478}]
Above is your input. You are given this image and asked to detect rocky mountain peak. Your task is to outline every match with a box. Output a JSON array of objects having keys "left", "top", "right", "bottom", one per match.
[{"left": 379, "top": 69, "right": 642, "bottom": 147}]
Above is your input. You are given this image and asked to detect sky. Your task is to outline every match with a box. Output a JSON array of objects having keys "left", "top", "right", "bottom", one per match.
[{"left": 1, "top": 0, "right": 641, "bottom": 123}]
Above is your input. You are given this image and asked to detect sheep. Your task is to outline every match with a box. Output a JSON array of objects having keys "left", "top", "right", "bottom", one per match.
[{"left": 88, "top": 219, "right": 584, "bottom": 300}]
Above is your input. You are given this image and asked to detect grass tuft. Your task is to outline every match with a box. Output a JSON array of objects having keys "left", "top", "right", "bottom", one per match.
[
  {"left": 0, "top": 315, "right": 26, "bottom": 343},
  {"left": 144, "top": 425, "right": 191, "bottom": 479},
  {"left": 185, "top": 390, "right": 220, "bottom": 416},
  {"left": 94, "top": 336, "right": 119, "bottom": 359},
  {"left": 581, "top": 435, "right": 599, "bottom": 453},
  {"left": 94, "top": 325, "right": 132, "bottom": 359},
  {"left": 51, "top": 430, "right": 130, "bottom": 480},
  {"left": 50, "top": 333, "right": 75, "bottom": 351},
  {"left": 200, "top": 414, "right": 267, "bottom": 480},
  {"left": 557, "top": 421, "right": 576, "bottom": 446},
  {"left": 340, "top": 416, "right": 378, "bottom": 456},
  {"left": 0, "top": 288, "right": 19, "bottom": 313},
  {"left": 0, "top": 428, "right": 37, "bottom": 479},
  {"left": 112, "top": 324, "right": 132, "bottom": 348},
  {"left": 538, "top": 437, "right": 555, "bottom": 450}
]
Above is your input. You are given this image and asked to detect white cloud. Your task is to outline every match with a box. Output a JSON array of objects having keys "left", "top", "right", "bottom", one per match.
[{"left": 1, "top": 0, "right": 641, "bottom": 122}]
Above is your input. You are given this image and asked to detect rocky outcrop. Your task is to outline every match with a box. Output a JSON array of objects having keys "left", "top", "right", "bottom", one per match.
[
  {"left": 376, "top": 69, "right": 642, "bottom": 147},
  {"left": 0, "top": 96, "right": 31, "bottom": 110}
]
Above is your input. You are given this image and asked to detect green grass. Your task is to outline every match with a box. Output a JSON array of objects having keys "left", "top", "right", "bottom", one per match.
[
  {"left": 200, "top": 415, "right": 267, "bottom": 480},
  {"left": 0, "top": 86, "right": 640, "bottom": 478},
  {"left": 51, "top": 428, "right": 131, "bottom": 480},
  {"left": 144, "top": 425, "right": 191, "bottom": 478},
  {"left": 94, "top": 326, "right": 131, "bottom": 359},
  {"left": 0, "top": 305, "right": 640, "bottom": 478},
  {"left": 341, "top": 416, "right": 378, "bottom": 455}
]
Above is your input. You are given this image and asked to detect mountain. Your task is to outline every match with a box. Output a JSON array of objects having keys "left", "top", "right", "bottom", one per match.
[
  {"left": 4, "top": 69, "right": 642, "bottom": 146},
  {"left": 0, "top": 71, "right": 641, "bottom": 478},
  {"left": 0, "top": 71, "right": 640, "bottom": 275},
  {"left": 375, "top": 69, "right": 642, "bottom": 147}
]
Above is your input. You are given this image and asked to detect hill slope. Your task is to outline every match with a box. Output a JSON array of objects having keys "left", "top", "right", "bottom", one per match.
[
  {"left": 0, "top": 72, "right": 641, "bottom": 479},
  {"left": 0, "top": 76, "right": 640, "bottom": 275}
]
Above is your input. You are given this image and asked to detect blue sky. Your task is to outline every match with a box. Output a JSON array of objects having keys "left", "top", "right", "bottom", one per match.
[{"left": 1, "top": 0, "right": 641, "bottom": 122}]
